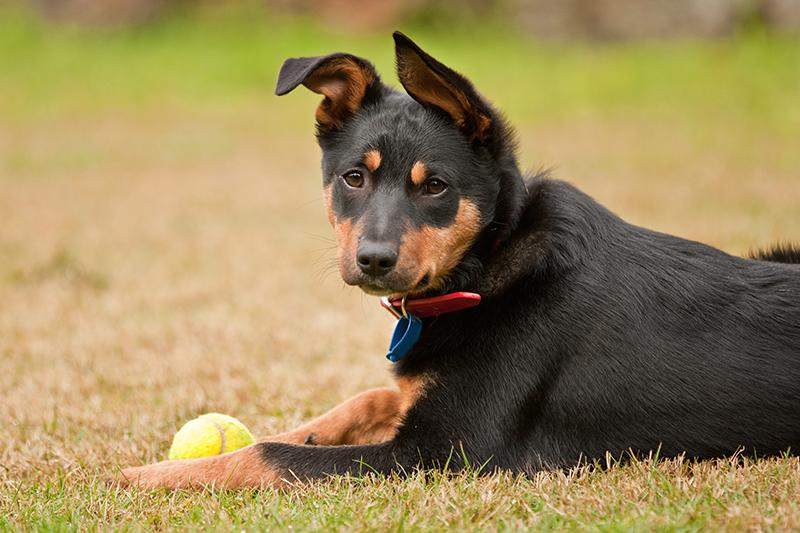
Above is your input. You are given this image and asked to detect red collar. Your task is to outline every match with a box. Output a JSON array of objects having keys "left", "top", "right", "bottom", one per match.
[{"left": 381, "top": 292, "right": 481, "bottom": 319}]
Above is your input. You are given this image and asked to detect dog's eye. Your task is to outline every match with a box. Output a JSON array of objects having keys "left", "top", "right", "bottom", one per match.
[
  {"left": 342, "top": 170, "right": 364, "bottom": 189},
  {"left": 423, "top": 178, "right": 448, "bottom": 195}
]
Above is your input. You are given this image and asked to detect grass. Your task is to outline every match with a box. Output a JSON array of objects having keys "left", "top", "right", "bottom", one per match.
[
  {"left": 1, "top": 5, "right": 799, "bottom": 531},
  {"left": 5, "top": 457, "right": 800, "bottom": 530}
]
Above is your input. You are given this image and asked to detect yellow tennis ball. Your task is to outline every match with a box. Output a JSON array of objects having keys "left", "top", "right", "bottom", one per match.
[{"left": 168, "top": 413, "right": 255, "bottom": 460}]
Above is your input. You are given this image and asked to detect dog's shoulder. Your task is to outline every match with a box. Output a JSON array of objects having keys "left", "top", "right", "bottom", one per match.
[{"left": 478, "top": 174, "right": 621, "bottom": 296}]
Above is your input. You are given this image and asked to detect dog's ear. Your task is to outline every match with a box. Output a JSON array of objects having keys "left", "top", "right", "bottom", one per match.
[
  {"left": 275, "top": 53, "right": 382, "bottom": 135},
  {"left": 394, "top": 32, "right": 493, "bottom": 143}
]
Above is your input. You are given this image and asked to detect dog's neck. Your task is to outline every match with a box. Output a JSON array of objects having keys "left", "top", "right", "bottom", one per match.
[{"left": 440, "top": 174, "right": 608, "bottom": 301}]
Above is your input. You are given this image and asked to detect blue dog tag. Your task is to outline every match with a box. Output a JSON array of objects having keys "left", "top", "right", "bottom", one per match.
[{"left": 386, "top": 314, "right": 422, "bottom": 362}]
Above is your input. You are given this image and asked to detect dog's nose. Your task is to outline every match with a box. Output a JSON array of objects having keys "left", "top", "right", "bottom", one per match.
[{"left": 357, "top": 241, "right": 398, "bottom": 277}]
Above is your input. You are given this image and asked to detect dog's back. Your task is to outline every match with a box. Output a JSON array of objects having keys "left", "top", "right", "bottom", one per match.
[{"left": 751, "top": 243, "right": 800, "bottom": 264}]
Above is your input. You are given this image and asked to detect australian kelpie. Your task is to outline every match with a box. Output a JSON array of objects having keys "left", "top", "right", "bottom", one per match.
[{"left": 120, "top": 32, "right": 800, "bottom": 488}]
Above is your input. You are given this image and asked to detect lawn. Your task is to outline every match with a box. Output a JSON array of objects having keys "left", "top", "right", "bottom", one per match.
[{"left": 1, "top": 5, "right": 800, "bottom": 531}]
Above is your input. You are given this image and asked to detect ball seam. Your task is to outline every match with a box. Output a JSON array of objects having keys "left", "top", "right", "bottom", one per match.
[{"left": 207, "top": 418, "right": 227, "bottom": 454}]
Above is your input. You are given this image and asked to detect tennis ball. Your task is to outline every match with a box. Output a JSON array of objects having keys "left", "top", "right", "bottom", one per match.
[{"left": 168, "top": 413, "right": 255, "bottom": 460}]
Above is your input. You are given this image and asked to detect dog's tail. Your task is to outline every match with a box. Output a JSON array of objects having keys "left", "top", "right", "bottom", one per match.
[{"left": 749, "top": 242, "right": 800, "bottom": 264}]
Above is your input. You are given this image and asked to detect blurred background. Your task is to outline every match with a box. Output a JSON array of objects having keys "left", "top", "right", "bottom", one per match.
[
  {"left": 17, "top": 0, "right": 800, "bottom": 36},
  {"left": 1, "top": 0, "right": 799, "bottom": 493}
]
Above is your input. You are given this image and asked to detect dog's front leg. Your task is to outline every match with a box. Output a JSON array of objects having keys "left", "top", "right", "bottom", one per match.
[
  {"left": 262, "top": 387, "right": 406, "bottom": 446},
  {"left": 118, "top": 378, "right": 428, "bottom": 488},
  {"left": 116, "top": 390, "right": 401, "bottom": 489},
  {"left": 119, "top": 440, "right": 416, "bottom": 489},
  {"left": 119, "top": 444, "right": 282, "bottom": 489}
]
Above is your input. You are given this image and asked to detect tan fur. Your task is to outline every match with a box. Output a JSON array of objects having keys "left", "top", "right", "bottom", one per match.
[
  {"left": 323, "top": 184, "right": 335, "bottom": 227},
  {"left": 334, "top": 218, "right": 353, "bottom": 256},
  {"left": 410, "top": 161, "right": 427, "bottom": 186},
  {"left": 265, "top": 388, "right": 401, "bottom": 446},
  {"left": 334, "top": 217, "right": 364, "bottom": 283},
  {"left": 263, "top": 374, "right": 433, "bottom": 446},
  {"left": 364, "top": 150, "right": 382, "bottom": 172},
  {"left": 304, "top": 58, "right": 375, "bottom": 130},
  {"left": 397, "top": 198, "right": 482, "bottom": 293},
  {"left": 119, "top": 445, "right": 282, "bottom": 489},
  {"left": 397, "top": 54, "right": 491, "bottom": 141},
  {"left": 397, "top": 374, "right": 432, "bottom": 411},
  {"left": 118, "top": 376, "right": 434, "bottom": 489}
]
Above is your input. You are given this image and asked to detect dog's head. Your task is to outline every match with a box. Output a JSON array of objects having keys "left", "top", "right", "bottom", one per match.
[{"left": 276, "top": 33, "right": 523, "bottom": 297}]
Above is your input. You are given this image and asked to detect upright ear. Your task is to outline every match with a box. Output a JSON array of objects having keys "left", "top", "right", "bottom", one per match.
[
  {"left": 275, "top": 53, "right": 382, "bottom": 135},
  {"left": 393, "top": 32, "right": 493, "bottom": 143}
]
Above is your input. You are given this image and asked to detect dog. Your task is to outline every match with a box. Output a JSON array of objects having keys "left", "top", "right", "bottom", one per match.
[{"left": 120, "top": 32, "right": 800, "bottom": 489}]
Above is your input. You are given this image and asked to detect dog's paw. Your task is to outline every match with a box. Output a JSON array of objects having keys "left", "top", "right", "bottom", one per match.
[
  {"left": 115, "top": 461, "right": 183, "bottom": 489},
  {"left": 114, "top": 447, "right": 283, "bottom": 489}
]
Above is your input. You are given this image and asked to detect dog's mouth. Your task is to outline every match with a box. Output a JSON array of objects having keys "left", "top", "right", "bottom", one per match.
[
  {"left": 359, "top": 283, "right": 398, "bottom": 297},
  {"left": 357, "top": 272, "right": 433, "bottom": 298}
]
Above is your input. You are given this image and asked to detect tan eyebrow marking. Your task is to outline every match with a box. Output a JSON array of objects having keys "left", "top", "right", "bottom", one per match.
[
  {"left": 410, "top": 161, "right": 427, "bottom": 186},
  {"left": 364, "top": 150, "right": 382, "bottom": 172}
]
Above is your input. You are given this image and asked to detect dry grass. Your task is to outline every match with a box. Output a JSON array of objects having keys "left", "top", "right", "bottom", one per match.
[{"left": 1, "top": 10, "right": 800, "bottom": 531}]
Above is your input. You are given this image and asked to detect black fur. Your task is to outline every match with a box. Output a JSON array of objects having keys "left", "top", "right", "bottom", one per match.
[
  {"left": 267, "top": 33, "right": 800, "bottom": 480},
  {"left": 750, "top": 243, "right": 800, "bottom": 264}
]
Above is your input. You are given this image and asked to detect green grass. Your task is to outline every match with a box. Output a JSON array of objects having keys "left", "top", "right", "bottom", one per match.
[
  {"left": 1, "top": 5, "right": 800, "bottom": 531},
  {"left": 2, "top": 5, "right": 799, "bottom": 127},
  {"left": 5, "top": 457, "right": 800, "bottom": 530}
]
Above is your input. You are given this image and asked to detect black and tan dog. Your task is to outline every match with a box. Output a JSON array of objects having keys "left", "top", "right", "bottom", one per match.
[{"left": 120, "top": 33, "right": 800, "bottom": 488}]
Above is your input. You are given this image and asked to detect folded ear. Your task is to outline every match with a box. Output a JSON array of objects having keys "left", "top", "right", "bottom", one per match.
[
  {"left": 275, "top": 53, "right": 382, "bottom": 135},
  {"left": 393, "top": 32, "right": 493, "bottom": 143}
]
